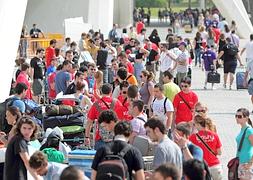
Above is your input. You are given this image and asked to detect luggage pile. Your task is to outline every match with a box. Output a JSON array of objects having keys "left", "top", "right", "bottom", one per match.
[{"left": 43, "top": 104, "right": 86, "bottom": 148}]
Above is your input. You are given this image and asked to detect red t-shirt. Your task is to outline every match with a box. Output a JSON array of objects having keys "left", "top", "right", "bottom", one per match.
[
  {"left": 126, "top": 61, "right": 134, "bottom": 74},
  {"left": 173, "top": 91, "right": 198, "bottom": 124},
  {"left": 45, "top": 47, "right": 55, "bottom": 68},
  {"left": 189, "top": 130, "right": 222, "bottom": 167},
  {"left": 136, "top": 21, "right": 144, "bottom": 34},
  {"left": 48, "top": 72, "right": 56, "bottom": 100},
  {"left": 16, "top": 72, "right": 32, "bottom": 99},
  {"left": 87, "top": 96, "right": 123, "bottom": 141},
  {"left": 117, "top": 95, "right": 132, "bottom": 121},
  {"left": 212, "top": 28, "right": 221, "bottom": 44}
]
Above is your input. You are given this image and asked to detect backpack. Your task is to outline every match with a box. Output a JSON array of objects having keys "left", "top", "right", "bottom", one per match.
[
  {"left": 226, "top": 43, "right": 238, "bottom": 56},
  {"left": 0, "top": 97, "right": 19, "bottom": 133},
  {"left": 151, "top": 97, "right": 168, "bottom": 115},
  {"left": 96, "top": 144, "right": 131, "bottom": 180}
]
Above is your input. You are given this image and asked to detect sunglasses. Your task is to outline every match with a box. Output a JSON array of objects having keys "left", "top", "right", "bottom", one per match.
[
  {"left": 235, "top": 114, "right": 243, "bottom": 119},
  {"left": 140, "top": 75, "right": 143, "bottom": 78},
  {"left": 181, "top": 85, "right": 189, "bottom": 88},
  {"left": 90, "top": 68, "right": 96, "bottom": 71},
  {"left": 195, "top": 109, "right": 206, "bottom": 113}
]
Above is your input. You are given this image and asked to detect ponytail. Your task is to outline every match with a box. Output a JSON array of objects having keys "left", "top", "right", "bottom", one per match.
[{"left": 248, "top": 118, "right": 253, "bottom": 127}]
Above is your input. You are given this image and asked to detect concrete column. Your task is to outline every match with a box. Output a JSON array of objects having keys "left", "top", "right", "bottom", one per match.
[
  {"left": 212, "top": 0, "right": 253, "bottom": 39},
  {"left": 113, "top": 0, "right": 133, "bottom": 28},
  {"left": 0, "top": 0, "right": 28, "bottom": 102},
  {"left": 199, "top": 0, "right": 205, "bottom": 10},
  {"left": 88, "top": 0, "right": 114, "bottom": 38}
]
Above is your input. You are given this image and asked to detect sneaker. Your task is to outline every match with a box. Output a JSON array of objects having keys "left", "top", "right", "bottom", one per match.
[
  {"left": 223, "top": 84, "right": 226, "bottom": 89},
  {"left": 229, "top": 85, "right": 232, "bottom": 90},
  {"left": 211, "top": 86, "right": 216, "bottom": 90},
  {"left": 204, "top": 86, "right": 207, "bottom": 90}
]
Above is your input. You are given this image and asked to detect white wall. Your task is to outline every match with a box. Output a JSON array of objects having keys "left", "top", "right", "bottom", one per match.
[
  {"left": 24, "top": 0, "right": 89, "bottom": 34},
  {"left": 114, "top": 0, "right": 134, "bottom": 28},
  {"left": 0, "top": 0, "right": 28, "bottom": 102}
]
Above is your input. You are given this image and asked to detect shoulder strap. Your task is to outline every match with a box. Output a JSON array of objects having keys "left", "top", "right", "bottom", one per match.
[
  {"left": 94, "top": 101, "right": 102, "bottom": 113},
  {"left": 136, "top": 116, "right": 146, "bottom": 123},
  {"left": 100, "top": 98, "right": 110, "bottom": 109},
  {"left": 163, "top": 97, "right": 167, "bottom": 115},
  {"left": 110, "top": 98, "right": 116, "bottom": 109},
  {"left": 178, "top": 93, "right": 192, "bottom": 111},
  {"left": 238, "top": 127, "right": 249, "bottom": 152},
  {"left": 151, "top": 98, "right": 156, "bottom": 112},
  {"left": 126, "top": 74, "right": 132, "bottom": 81},
  {"left": 122, "top": 97, "right": 127, "bottom": 107},
  {"left": 118, "top": 144, "right": 131, "bottom": 157},
  {"left": 196, "top": 133, "right": 216, "bottom": 156}
]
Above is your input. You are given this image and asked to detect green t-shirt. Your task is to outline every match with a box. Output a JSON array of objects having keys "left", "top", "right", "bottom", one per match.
[
  {"left": 163, "top": 82, "right": 180, "bottom": 102},
  {"left": 42, "top": 148, "right": 65, "bottom": 163},
  {"left": 236, "top": 125, "right": 253, "bottom": 164}
]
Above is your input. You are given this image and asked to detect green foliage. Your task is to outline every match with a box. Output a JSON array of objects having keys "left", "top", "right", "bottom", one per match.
[{"left": 136, "top": 0, "right": 168, "bottom": 8}]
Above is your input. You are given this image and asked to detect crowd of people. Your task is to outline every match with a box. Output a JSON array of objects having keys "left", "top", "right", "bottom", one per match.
[{"left": 2, "top": 8, "right": 253, "bottom": 180}]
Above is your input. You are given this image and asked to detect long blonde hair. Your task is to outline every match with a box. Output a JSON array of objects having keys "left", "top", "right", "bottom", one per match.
[{"left": 95, "top": 70, "right": 103, "bottom": 88}]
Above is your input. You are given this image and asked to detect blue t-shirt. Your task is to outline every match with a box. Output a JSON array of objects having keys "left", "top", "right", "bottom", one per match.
[
  {"left": 187, "top": 142, "right": 203, "bottom": 161},
  {"left": 46, "top": 65, "right": 56, "bottom": 76},
  {"left": 236, "top": 125, "right": 253, "bottom": 164},
  {"left": 12, "top": 96, "right": 26, "bottom": 113},
  {"left": 202, "top": 50, "right": 216, "bottom": 71},
  {"left": 55, "top": 70, "right": 71, "bottom": 94}
]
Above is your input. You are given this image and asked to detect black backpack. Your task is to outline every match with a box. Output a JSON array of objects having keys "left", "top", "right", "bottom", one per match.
[
  {"left": 226, "top": 43, "right": 238, "bottom": 56},
  {"left": 96, "top": 145, "right": 131, "bottom": 180}
]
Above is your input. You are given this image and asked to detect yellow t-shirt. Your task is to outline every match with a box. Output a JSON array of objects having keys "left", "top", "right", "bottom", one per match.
[{"left": 163, "top": 82, "right": 180, "bottom": 102}]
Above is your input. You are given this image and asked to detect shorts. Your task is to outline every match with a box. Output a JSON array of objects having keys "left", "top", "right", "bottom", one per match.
[
  {"left": 209, "top": 164, "right": 223, "bottom": 180},
  {"left": 32, "top": 79, "right": 43, "bottom": 96},
  {"left": 238, "top": 163, "right": 253, "bottom": 179},
  {"left": 248, "top": 80, "right": 253, "bottom": 95},
  {"left": 224, "top": 61, "right": 237, "bottom": 74}
]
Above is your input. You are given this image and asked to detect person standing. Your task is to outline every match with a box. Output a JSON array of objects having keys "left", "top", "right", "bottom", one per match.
[
  {"left": 216, "top": 37, "right": 243, "bottom": 90},
  {"left": 241, "top": 34, "right": 253, "bottom": 63},
  {"left": 30, "top": 48, "right": 45, "bottom": 103},
  {"left": 144, "top": 118, "right": 182, "bottom": 171},
  {"left": 162, "top": 71, "right": 180, "bottom": 102},
  {"left": 193, "top": 32, "right": 203, "bottom": 67},
  {"left": 55, "top": 60, "right": 72, "bottom": 95},
  {"left": 173, "top": 77, "right": 198, "bottom": 125},
  {"left": 45, "top": 39, "right": 57, "bottom": 68},
  {"left": 234, "top": 108, "right": 253, "bottom": 179}
]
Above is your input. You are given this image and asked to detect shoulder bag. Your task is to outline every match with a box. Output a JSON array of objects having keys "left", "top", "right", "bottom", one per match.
[{"left": 227, "top": 127, "right": 249, "bottom": 180}]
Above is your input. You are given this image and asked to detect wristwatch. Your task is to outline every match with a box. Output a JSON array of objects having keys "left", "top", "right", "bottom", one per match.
[{"left": 181, "top": 146, "right": 188, "bottom": 151}]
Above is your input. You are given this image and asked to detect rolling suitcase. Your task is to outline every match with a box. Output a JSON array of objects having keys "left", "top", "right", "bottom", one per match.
[
  {"left": 68, "top": 149, "right": 96, "bottom": 178},
  {"left": 60, "top": 126, "right": 85, "bottom": 147},
  {"left": 236, "top": 72, "right": 247, "bottom": 89},
  {"left": 207, "top": 71, "right": 220, "bottom": 83}
]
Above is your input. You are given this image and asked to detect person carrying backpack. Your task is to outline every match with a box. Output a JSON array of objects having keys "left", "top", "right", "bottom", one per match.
[
  {"left": 85, "top": 83, "right": 123, "bottom": 150},
  {"left": 91, "top": 121, "right": 145, "bottom": 180},
  {"left": 216, "top": 37, "right": 243, "bottom": 90}
]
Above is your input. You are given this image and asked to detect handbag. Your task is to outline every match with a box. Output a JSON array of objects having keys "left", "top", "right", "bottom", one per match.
[
  {"left": 227, "top": 127, "right": 249, "bottom": 180},
  {"left": 207, "top": 71, "right": 220, "bottom": 84}
]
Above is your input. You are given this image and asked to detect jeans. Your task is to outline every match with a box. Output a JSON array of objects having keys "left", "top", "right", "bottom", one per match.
[
  {"left": 195, "top": 49, "right": 202, "bottom": 66},
  {"left": 95, "top": 140, "right": 106, "bottom": 150},
  {"left": 108, "top": 68, "right": 114, "bottom": 84}
]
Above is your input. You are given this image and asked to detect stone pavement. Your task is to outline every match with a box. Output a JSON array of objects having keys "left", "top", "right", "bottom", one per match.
[{"left": 145, "top": 26, "right": 252, "bottom": 178}]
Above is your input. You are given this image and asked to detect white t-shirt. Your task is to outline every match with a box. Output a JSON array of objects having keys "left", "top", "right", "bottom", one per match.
[
  {"left": 244, "top": 41, "right": 253, "bottom": 60},
  {"left": 131, "top": 114, "right": 147, "bottom": 136},
  {"left": 160, "top": 51, "right": 175, "bottom": 72},
  {"left": 247, "top": 60, "right": 253, "bottom": 79},
  {"left": 106, "top": 46, "right": 117, "bottom": 66},
  {"left": 137, "top": 34, "right": 145, "bottom": 47},
  {"left": 151, "top": 97, "right": 174, "bottom": 123},
  {"left": 176, "top": 51, "right": 189, "bottom": 73}
]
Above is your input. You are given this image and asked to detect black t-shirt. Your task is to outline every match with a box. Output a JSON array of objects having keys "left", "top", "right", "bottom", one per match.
[
  {"left": 30, "top": 57, "right": 44, "bottom": 79},
  {"left": 149, "top": 35, "right": 161, "bottom": 46},
  {"left": 4, "top": 135, "right": 29, "bottom": 180},
  {"left": 222, "top": 43, "right": 238, "bottom": 63},
  {"left": 91, "top": 140, "right": 144, "bottom": 180},
  {"left": 124, "top": 45, "right": 135, "bottom": 52},
  {"left": 147, "top": 49, "right": 158, "bottom": 65},
  {"left": 30, "top": 28, "right": 41, "bottom": 38},
  {"left": 64, "top": 82, "right": 76, "bottom": 95},
  {"left": 194, "top": 37, "right": 202, "bottom": 50},
  {"left": 97, "top": 49, "right": 108, "bottom": 70}
]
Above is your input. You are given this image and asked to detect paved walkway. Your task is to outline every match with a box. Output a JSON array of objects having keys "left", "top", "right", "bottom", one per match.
[{"left": 145, "top": 26, "right": 252, "bottom": 178}]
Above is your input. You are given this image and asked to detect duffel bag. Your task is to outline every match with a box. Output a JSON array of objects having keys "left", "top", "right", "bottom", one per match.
[
  {"left": 45, "top": 104, "right": 81, "bottom": 116},
  {"left": 60, "top": 126, "right": 85, "bottom": 147},
  {"left": 43, "top": 112, "right": 84, "bottom": 130}
]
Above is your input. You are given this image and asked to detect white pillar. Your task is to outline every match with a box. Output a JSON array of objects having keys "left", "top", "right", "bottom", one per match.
[
  {"left": 115, "top": 0, "right": 133, "bottom": 28},
  {"left": 199, "top": 0, "right": 205, "bottom": 10},
  {"left": 0, "top": 0, "right": 28, "bottom": 102},
  {"left": 88, "top": 0, "right": 114, "bottom": 38},
  {"left": 212, "top": 0, "right": 253, "bottom": 39}
]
